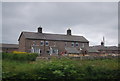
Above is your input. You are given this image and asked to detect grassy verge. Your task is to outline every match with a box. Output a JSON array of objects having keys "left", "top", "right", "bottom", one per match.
[{"left": 2, "top": 56, "right": 120, "bottom": 81}]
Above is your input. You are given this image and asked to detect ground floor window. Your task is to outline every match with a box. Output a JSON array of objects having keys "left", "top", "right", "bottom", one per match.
[
  {"left": 52, "top": 49, "right": 56, "bottom": 53},
  {"left": 46, "top": 50, "right": 50, "bottom": 54},
  {"left": 50, "top": 47, "right": 58, "bottom": 55},
  {"left": 31, "top": 46, "right": 40, "bottom": 54}
]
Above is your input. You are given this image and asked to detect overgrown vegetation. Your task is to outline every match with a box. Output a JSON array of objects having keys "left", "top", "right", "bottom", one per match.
[
  {"left": 2, "top": 53, "right": 120, "bottom": 81},
  {"left": 2, "top": 52, "right": 38, "bottom": 61}
]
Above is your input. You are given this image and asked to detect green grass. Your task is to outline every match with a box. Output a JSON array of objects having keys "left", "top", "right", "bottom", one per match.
[{"left": 2, "top": 57, "right": 120, "bottom": 81}]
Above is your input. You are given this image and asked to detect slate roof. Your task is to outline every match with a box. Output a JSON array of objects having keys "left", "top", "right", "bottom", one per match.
[
  {"left": 104, "top": 46, "right": 118, "bottom": 51},
  {"left": 50, "top": 47, "right": 58, "bottom": 50},
  {"left": 90, "top": 45, "right": 118, "bottom": 51},
  {"left": 18, "top": 32, "right": 89, "bottom": 42},
  {"left": 65, "top": 47, "right": 80, "bottom": 54},
  {"left": 0, "top": 43, "right": 19, "bottom": 48},
  {"left": 87, "top": 47, "right": 99, "bottom": 53}
]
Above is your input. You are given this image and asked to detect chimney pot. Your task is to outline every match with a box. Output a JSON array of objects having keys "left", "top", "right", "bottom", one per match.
[
  {"left": 38, "top": 26, "right": 42, "bottom": 33},
  {"left": 67, "top": 28, "right": 71, "bottom": 35}
]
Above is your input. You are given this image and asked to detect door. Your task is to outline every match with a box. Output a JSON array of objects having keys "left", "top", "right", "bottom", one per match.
[{"left": 31, "top": 46, "right": 40, "bottom": 56}]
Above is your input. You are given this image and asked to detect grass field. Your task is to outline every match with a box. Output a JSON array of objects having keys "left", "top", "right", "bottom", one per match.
[{"left": 1, "top": 53, "right": 120, "bottom": 81}]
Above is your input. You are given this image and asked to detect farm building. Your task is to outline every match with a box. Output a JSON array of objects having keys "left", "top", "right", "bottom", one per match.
[
  {"left": 18, "top": 27, "right": 89, "bottom": 56},
  {"left": 0, "top": 43, "right": 19, "bottom": 53},
  {"left": 88, "top": 41, "right": 118, "bottom": 54}
]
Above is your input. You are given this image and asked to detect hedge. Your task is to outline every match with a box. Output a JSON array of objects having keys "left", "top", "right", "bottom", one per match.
[
  {"left": 2, "top": 52, "right": 38, "bottom": 61},
  {"left": 2, "top": 57, "right": 120, "bottom": 81}
]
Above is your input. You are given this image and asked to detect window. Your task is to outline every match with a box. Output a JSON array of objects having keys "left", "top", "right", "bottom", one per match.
[
  {"left": 71, "top": 42, "right": 74, "bottom": 47},
  {"left": 65, "top": 42, "right": 67, "bottom": 46},
  {"left": 76, "top": 42, "right": 79, "bottom": 47},
  {"left": 52, "top": 49, "right": 58, "bottom": 54},
  {"left": 46, "top": 50, "right": 50, "bottom": 54},
  {"left": 33, "top": 41, "right": 36, "bottom": 45},
  {"left": 53, "top": 49, "right": 56, "bottom": 53},
  {"left": 54, "top": 41, "right": 56, "bottom": 46},
  {"left": 45, "top": 41, "right": 49, "bottom": 46},
  {"left": 31, "top": 47, "right": 40, "bottom": 53},
  {"left": 40, "top": 41, "right": 44, "bottom": 46}
]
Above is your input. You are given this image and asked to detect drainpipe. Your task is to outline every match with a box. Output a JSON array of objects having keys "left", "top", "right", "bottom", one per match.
[{"left": 43, "top": 40, "right": 45, "bottom": 56}]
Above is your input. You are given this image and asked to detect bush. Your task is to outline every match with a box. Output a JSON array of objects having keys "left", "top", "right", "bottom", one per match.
[
  {"left": 12, "top": 51, "right": 27, "bottom": 54},
  {"left": 2, "top": 52, "right": 38, "bottom": 61},
  {"left": 2, "top": 56, "right": 120, "bottom": 81}
]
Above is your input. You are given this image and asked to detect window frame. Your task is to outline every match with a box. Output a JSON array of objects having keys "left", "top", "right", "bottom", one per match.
[
  {"left": 65, "top": 42, "right": 67, "bottom": 47},
  {"left": 45, "top": 41, "right": 49, "bottom": 46},
  {"left": 76, "top": 42, "right": 79, "bottom": 47},
  {"left": 33, "top": 41, "right": 36, "bottom": 45},
  {"left": 71, "top": 42, "right": 74, "bottom": 47},
  {"left": 40, "top": 41, "right": 44, "bottom": 46}
]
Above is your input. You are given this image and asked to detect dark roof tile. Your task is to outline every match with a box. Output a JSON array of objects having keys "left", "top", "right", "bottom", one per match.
[
  {"left": 65, "top": 47, "right": 80, "bottom": 54},
  {"left": 90, "top": 45, "right": 118, "bottom": 51},
  {"left": 0, "top": 43, "right": 19, "bottom": 48},
  {"left": 22, "top": 32, "right": 89, "bottom": 42}
]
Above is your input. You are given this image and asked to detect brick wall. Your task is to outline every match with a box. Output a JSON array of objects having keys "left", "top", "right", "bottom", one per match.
[
  {"left": 23, "top": 39, "right": 89, "bottom": 55},
  {"left": 19, "top": 34, "right": 26, "bottom": 52}
]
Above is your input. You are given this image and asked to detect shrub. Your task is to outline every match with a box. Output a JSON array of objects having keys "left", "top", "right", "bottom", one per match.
[
  {"left": 2, "top": 52, "right": 38, "bottom": 61},
  {"left": 2, "top": 56, "right": 119, "bottom": 81},
  {"left": 13, "top": 51, "right": 27, "bottom": 54}
]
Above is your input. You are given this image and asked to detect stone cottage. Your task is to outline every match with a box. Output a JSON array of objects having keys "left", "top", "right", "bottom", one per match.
[{"left": 18, "top": 27, "right": 89, "bottom": 56}]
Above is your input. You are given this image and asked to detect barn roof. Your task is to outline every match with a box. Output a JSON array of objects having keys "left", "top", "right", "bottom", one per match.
[
  {"left": 65, "top": 47, "right": 80, "bottom": 54},
  {"left": 87, "top": 47, "right": 99, "bottom": 53},
  {"left": 90, "top": 45, "right": 118, "bottom": 51},
  {"left": 0, "top": 43, "right": 19, "bottom": 48},
  {"left": 18, "top": 32, "right": 89, "bottom": 42}
]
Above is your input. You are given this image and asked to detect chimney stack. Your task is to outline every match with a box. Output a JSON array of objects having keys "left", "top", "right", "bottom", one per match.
[
  {"left": 101, "top": 41, "right": 104, "bottom": 46},
  {"left": 101, "top": 36, "right": 105, "bottom": 46},
  {"left": 38, "top": 26, "right": 42, "bottom": 33},
  {"left": 67, "top": 28, "right": 71, "bottom": 35}
]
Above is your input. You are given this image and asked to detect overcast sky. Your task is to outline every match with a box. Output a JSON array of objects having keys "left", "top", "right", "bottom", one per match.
[{"left": 2, "top": 2, "right": 118, "bottom": 46}]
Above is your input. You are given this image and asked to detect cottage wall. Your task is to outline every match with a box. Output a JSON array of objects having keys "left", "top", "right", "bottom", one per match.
[
  {"left": 19, "top": 34, "right": 26, "bottom": 52},
  {"left": 18, "top": 28, "right": 89, "bottom": 55},
  {"left": 23, "top": 39, "right": 89, "bottom": 55}
]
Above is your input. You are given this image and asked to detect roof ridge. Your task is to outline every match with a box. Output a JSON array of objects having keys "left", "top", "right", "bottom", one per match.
[
  {"left": 23, "top": 31, "right": 83, "bottom": 37},
  {"left": 20, "top": 31, "right": 89, "bottom": 42}
]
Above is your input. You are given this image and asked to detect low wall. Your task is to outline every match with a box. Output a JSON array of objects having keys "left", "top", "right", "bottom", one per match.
[
  {"left": 36, "top": 55, "right": 120, "bottom": 61},
  {"left": 69, "top": 55, "right": 119, "bottom": 60}
]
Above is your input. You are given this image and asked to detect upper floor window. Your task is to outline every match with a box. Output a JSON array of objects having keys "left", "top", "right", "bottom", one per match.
[
  {"left": 54, "top": 41, "right": 56, "bottom": 46},
  {"left": 40, "top": 41, "right": 44, "bottom": 46},
  {"left": 65, "top": 42, "right": 67, "bottom": 46},
  {"left": 33, "top": 41, "right": 36, "bottom": 45},
  {"left": 76, "top": 42, "right": 79, "bottom": 47},
  {"left": 45, "top": 41, "right": 49, "bottom": 46},
  {"left": 71, "top": 42, "right": 74, "bottom": 47}
]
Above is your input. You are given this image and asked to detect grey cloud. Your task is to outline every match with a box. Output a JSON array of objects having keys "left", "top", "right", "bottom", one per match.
[
  {"left": 0, "top": 2, "right": 2, "bottom": 43},
  {"left": 2, "top": 2, "right": 118, "bottom": 46}
]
